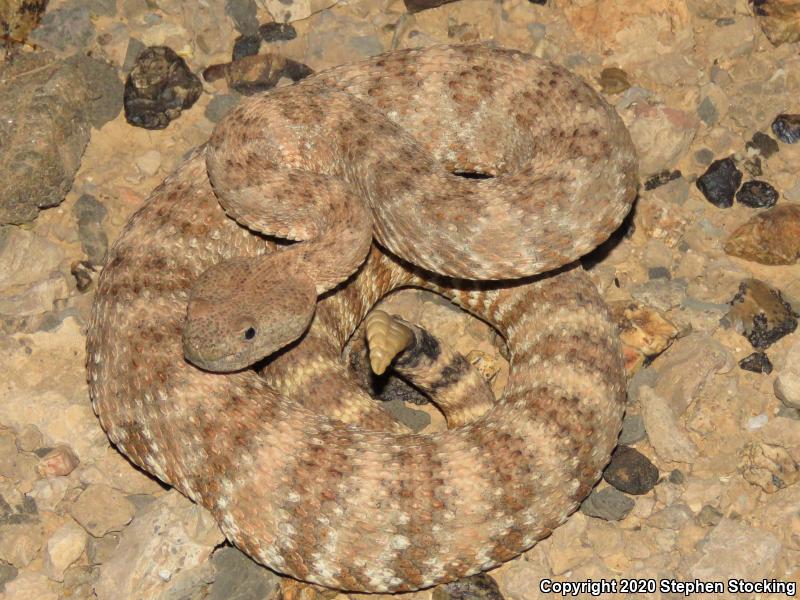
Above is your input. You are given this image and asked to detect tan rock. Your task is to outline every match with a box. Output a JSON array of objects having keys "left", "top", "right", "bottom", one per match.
[
  {"left": 725, "top": 204, "right": 800, "bottom": 265},
  {"left": 37, "top": 444, "right": 80, "bottom": 477},
  {"left": 740, "top": 441, "right": 799, "bottom": 493},
  {"left": 752, "top": 0, "right": 800, "bottom": 45},
  {"left": 44, "top": 520, "right": 87, "bottom": 581},
  {"left": 70, "top": 484, "right": 135, "bottom": 537}
]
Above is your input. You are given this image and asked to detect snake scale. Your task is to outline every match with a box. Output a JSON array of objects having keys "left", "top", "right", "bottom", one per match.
[{"left": 87, "top": 45, "right": 638, "bottom": 592}]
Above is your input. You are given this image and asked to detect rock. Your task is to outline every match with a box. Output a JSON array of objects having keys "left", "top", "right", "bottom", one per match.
[
  {"left": 205, "top": 93, "right": 242, "bottom": 123},
  {"left": 404, "top": 0, "right": 459, "bottom": 11},
  {"left": 668, "top": 469, "right": 685, "bottom": 484},
  {"left": 598, "top": 67, "right": 630, "bottom": 94},
  {"left": 0, "top": 562, "right": 18, "bottom": 592},
  {"left": 647, "top": 503, "right": 693, "bottom": 530},
  {"left": 256, "top": 0, "right": 339, "bottom": 22},
  {"left": 28, "top": 3, "right": 95, "bottom": 55},
  {"left": 65, "top": 54, "right": 124, "bottom": 129},
  {"left": 627, "top": 104, "right": 698, "bottom": 176},
  {"left": 15, "top": 424, "right": 44, "bottom": 453},
  {"left": 695, "top": 156, "right": 742, "bottom": 208},
  {"left": 687, "top": 0, "right": 736, "bottom": 19},
  {"left": 43, "top": 520, "right": 87, "bottom": 581},
  {"left": 87, "top": 532, "right": 120, "bottom": 565},
  {"left": 37, "top": 445, "right": 80, "bottom": 478},
  {"left": 603, "top": 446, "right": 659, "bottom": 495},
  {"left": 607, "top": 301, "right": 678, "bottom": 370},
  {"left": 775, "top": 339, "right": 800, "bottom": 409},
  {"left": 735, "top": 180, "right": 779, "bottom": 209},
  {"left": 725, "top": 204, "right": 800, "bottom": 264},
  {"left": 690, "top": 519, "right": 781, "bottom": 580},
  {"left": 580, "top": 486, "right": 635, "bottom": 521},
  {"left": 69, "top": 484, "right": 135, "bottom": 537},
  {"left": 723, "top": 279, "right": 798, "bottom": 349},
  {"left": 495, "top": 558, "right": 549, "bottom": 600},
  {"left": 208, "top": 546, "right": 281, "bottom": 600},
  {"left": 747, "top": 413, "right": 770, "bottom": 431},
  {"left": 0, "top": 52, "right": 92, "bottom": 225},
  {"left": 259, "top": 22, "right": 298, "bottom": 42},
  {"left": 618, "top": 413, "right": 646, "bottom": 445},
  {"left": 772, "top": 113, "right": 800, "bottom": 143},
  {"left": 203, "top": 53, "right": 313, "bottom": 95},
  {"left": 696, "top": 504, "right": 723, "bottom": 526},
  {"left": 746, "top": 131, "right": 780, "bottom": 158},
  {"left": 754, "top": 1, "right": 800, "bottom": 45},
  {"left": 629, "top": 278, "right": 687, "bottom": 312},
  {"left": 740, "top": 441, "right": 799, "bottom": 493},
  {"left": 0, "top": 521, "right": 44, "bottom": 568},
  {"left": 0, "top": 571, "right": 58, "bottom": 600},
  {"left": 643, "top": 169, "right": 681, "bottom": 191},
  {"left": 232, "top": 34, "right": 261, "bottom": 60},
  {"left": 61, "top": 565, "right": 99, "bottom": 599},
  {"left": 541, "top": 513, "right": 592, "bottom": 573},
  {"left": 74, "top": 193, "right": 109, "bottom": 265},
  {"left": 27, "top": 477, "right": 71, "bottom": 512},
  {"left": 434, "top": 574, "right": 502, "bottom": 600},
  {"left": 639, "top": 386, "right": 699, "bottom": 464},
  {"left": 738, "top": 351, "right": 773, "bottom": 374},
  {"left": 226, "top": 0, "right": 259, "bottom": 35},
  {"left": 94, "top": 491, "right": 224, "bottom": 600},
  {"left": 124, "top": 46, "right": 202, "bottom": 130},
  {"left": 0, "top": 0, "right": 48, "bottom": 46},
  {"left": 135, "top": 150, "right": 163, "bottom": 177}
]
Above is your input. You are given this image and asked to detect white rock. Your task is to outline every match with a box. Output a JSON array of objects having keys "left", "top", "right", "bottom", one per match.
[
  {"left": 44, "top": 520, "right": 87, "bottom": 581},
  {"left": 775, "top": 340, "right": 800, "bottom": 409}
]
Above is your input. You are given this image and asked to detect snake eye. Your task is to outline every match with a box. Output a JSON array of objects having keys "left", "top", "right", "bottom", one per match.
[{"left": 244, "top": 327, "right": 256, "bottom": 340}]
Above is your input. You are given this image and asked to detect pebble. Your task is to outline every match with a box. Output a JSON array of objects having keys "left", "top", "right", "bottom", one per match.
[
  {"left": 73, "top": 193, "right": 108, "bottom": 265},
  {"left": 434, "top": 574, "right": 503, "bottom": 600},
  {"left": 774, "top": 339, "right": 800, "bottom": 409},
  {"left": 259, "top": 22, "right": 298, "bottom": 42},
  {"left": 0, "top": 521, "right": 44, "bottom": 568},
  {"left": 603, "top": 446, "right": 659, "bottom": 495},
  {"left": 124, "top": 46, "right": 203, "bottom": 130},
  {"left": 724, "top": 279, "right": 798, "bottom": 349},
  {"left": 86, "top": 532, "right": 120, "bottom": 566},
  {"left": 28, "top": 477, "right": 70, "bottom": 512},
  {"left": 203, "top": 54, "right": 313, "bottom": 95},
  {"left": 225, "top": 0, "right": 259, "bottom": 35},
  {"left": 208, "top": 546, "right": 281, "bottom": 600},
  {"left": 37, "top": 445, "right": 80, "bottom": 477},
  {"left": 598, "top": 67, "right": 630, "bottom": 94},
  {"left": 580, "top": 486, "right": 635, "bottom": 521},
  {"left": 644, "top": 169, "right": 681, "bottom": 191},
  {"left": 746, "top": 413, "right": 769, "bottom": 430},
  {"left": 735, "top": 180, "right": 778, "bottom": 208},
  {"left": 15, "top": 424, "right": 44, "bottom": 453},
  {"left": 618, "top": 413, "right": 646, "bottom": 445},
  {"left": 696, "top": 504, "right": 723, "bottom": 526},
  {"left": 724, "top": 204, "right": 800, "bottom": 265},
  {"left": 43, "top": 520, "right": 87, "bottom": 581},
  {"left": 404, "top": 0, "right": 459, "bottom": 11},
  {"left": 69, "top": 484, "right": 135, "bottom": 537},
  {"left": 738, "top": 351, "right": 773, "bottom": 374},
  {"left": 771, "top": 113, "right": 800, "bottom": 143},
  {"left": 28, "top": 4, "right": 95, "bottom": 55},
  {"left": 205, "top": 93, "right": 242, "bottom": 123},
  {"left": 647, "top": 503, "right": 693, "bottom": 530},
  {"left": 746, "top": 131, "right": 780, "bottom": 158},
  {"left": 639, "top": 386, "right": 699, "bottom": 463},
  {"left": 135, "top": 150, "right": 163, "bottom": 177},
  {"left": 66, "top": 54, "right": 125, "bottom": 129},
  {"left": 754, "top": 1, "right": 800, "bottom": 45},
  {"left": 1, "top": 571, "right": 58, "bottom": 600},
  {"left": 695, "top": 157, "right": 742, "bottom": 208}
]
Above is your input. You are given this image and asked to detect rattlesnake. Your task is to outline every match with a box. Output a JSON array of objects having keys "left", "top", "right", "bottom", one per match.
[{"left": 87, "top": 45, "right": 637, "bottom": 592}]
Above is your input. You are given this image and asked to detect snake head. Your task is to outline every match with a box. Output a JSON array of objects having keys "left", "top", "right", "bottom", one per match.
[{"left": 182, "top": 256, "right": 317, "bottom": 372}]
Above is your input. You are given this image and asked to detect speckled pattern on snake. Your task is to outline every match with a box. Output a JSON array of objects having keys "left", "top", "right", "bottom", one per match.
[{"left": 87, "top": 45, "right": 638, "bottom": 592}]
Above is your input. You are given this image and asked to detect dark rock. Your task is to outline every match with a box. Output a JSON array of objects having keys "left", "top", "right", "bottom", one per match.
[
  {"left": 603, "top": 446, "right": 659, "bottom": 495},
  {"left": 74, "top": 194, "right": 108, "bottom": 264},
  {"left": 580, "top": 486, "right": 635, "bottom": 521},
  {"left": 87, "top": 532, "right": 120, "bottom": 565},
  {"left": 648, "top": 266, "right": 671, "bottom": 280},
  {"left": 404, "top": 0, "right": 459, "bottom": 12},
  {"left": 62, "top": 565, "right": 99, "bottom": 600},
  {"left": 205, "top": 93, "right": 242, "bottom": 123},
  {"left": 735, "top": 180, "right": 779, "bottom": 209},
  {"left": 226, "top": 0, "right": 259, "bottom": 35},
  {"left": 697, "top": 96, "right": 718, "bottom": 125},
  {"left": 746, "top": 131, "right": 780, "bottom": 159},
  {"left": 772, "top": 113, "right": 800, "bottom": 143},
  {"left": 209, "top": 546, "right": 280, "bottom": 600},
  {"left": 694, "top": 148, "right": 715, "bottom": 165},
  {"left": 203, "top": 54, "right": 312, "bottom": 95},
  {"left": 0, "top": 0, "right": 47, "bottom": 46},
  {"left": 232, "top": 34, "right": 261, "bottom": 60},
  {"left": 379, "top": 399, "right": 431, "bottom": 433},
  {"left": 724, "top": 279, "right": 798, "bottom": 349},
  {"left": 743, "top": 155, "right": 763, "bottom": 177},
  {"left": 258, "top": 22, "right": 298, "bottom": 42},
  {"left": 529, "top": 0, "right": 548, "bottom": 4},
  {"left": 0, "top": 561, "right": 18, "bottom": 593},
  {"left": 644, "top": 169, "right": 682, "bottom": 191},
  {"left": 28, "top": 3, "right": 95, "bottom": 54},
  {"left": 122, "top": 37, "right": 147, "bottom": 73},
  {"left": 434, "top": 574, "right": 503, "bottom": 600},
  {"left": 66, "top": 55, "right": 124, "bottom": 129},
  {"left": 0, "top": 52, "right": 92, "bottom": 225},
  {"left": 696, "top": 157, "right": 742, "bottom": 208},
  {"left": 124, "top": 46, "right": 202, "bottom": 130},
  {"left": 87, "top": 0, "right": 117, "bottom": 16},
  {"left": 725, "top": 204, "right": 800, "bottom": 264},
  {"left": 618, "top": 413, "right": 647, "bottom": 445},
  {"left": 739, "top": 352, "right": 773, "bottom": 374}
]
